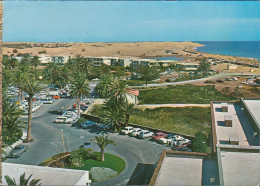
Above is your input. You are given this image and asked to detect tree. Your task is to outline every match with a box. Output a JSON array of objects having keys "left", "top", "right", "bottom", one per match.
[
  {"left": 191, "top": 131, "right": 207, "bottom": 153},
  {"left": 95, "top": 74, "right": 113, "bottom": 98},
  {"left": 90, "top": 135, "right": 116, "bottom": 161},
  {"left": 18, "top": 75, "right": 45, "bottom": 141},
  {"left": 108, "top": 78, "right": 129, "bottom": 104},
  {"left": 4, "top": 173, "right": 41, "bottom": 186},
  {"left": 2, "top": 55, "right": 10, "bottom": 69},
  {"left": 9, "top": 57, "right": 18, "bottom": 69},
  {"left": 31, "top": 55, "right": 41, "bottom": 71},
  {"left": 123, "top": 102, "right": 135, "bottom": 127},
  {"left": 20, "top": 54, "right": 31, "bottom": 67},
  {"left": 44, "top": 62, "right": 58, "bottom": 83},
  {"left": 198, "top": 58, "right": 211, "bottom": 77},
  {"left": 70, "top": 73, "right": 90, "bottom": 116},
  {"left": 137, "top": 66, "right": 160, "bottom": 86},
  {"left": 2, "top": 90, "right": 24, "bottom": 145},
  {"left": 103, "top": 99, "right": 124, "bottom": 131}
]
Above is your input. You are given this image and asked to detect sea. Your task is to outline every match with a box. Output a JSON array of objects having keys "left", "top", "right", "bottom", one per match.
[{"left": 195, "top": 41, "right": 260, "bottom": 60}]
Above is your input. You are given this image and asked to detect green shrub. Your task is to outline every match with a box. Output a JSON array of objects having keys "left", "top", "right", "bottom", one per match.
[
  {"left": 192, "top": 131, "right": 208, "bottom": 153},
  {"left": 3, "top": 128, "right": 23, "bottom": 145}
]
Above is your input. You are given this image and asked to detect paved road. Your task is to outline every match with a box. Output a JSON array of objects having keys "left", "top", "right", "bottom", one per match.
[
  {"left": 6, "top": 98, "right": 168, "bottom": 185},
  {"left": 130, "top": 73, "right": 258, "bottom": 88},
  {"left": 136, "top": 104, "right": 210, "bottom": 109}
]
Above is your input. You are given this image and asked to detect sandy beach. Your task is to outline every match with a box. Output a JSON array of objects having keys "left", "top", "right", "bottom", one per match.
[{"left": 3, "top": 41, "right": 259, "bottom": 66}]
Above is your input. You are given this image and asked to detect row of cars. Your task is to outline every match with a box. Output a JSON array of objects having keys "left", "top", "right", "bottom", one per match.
[
  {"left": 121, "top": 126, "right": 192, "bottom": 152},
  {"left": 54, "top": 110, "right": 79, "bottom": 124}
]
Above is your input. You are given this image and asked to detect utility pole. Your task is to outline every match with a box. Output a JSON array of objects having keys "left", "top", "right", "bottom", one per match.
[{"left": 0, "top": 1, "right": 3, "bottom": 185}]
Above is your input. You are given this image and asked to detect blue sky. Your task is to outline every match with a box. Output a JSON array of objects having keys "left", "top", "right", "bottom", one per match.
[{"left": 3, "top": 1, "right": 260, "bottom": 42}]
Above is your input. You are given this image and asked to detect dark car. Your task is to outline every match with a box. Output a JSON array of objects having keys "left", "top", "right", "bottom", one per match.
[
  {"left": 80, "top": 141, "right": 92, "bottom": 149},
  {"left": 175, "top": 146, "right": 192, "bottom": 152},
  {"left": 81, "top": 121, "right": 95, "bottom": 129},
  {"left": 7, "top": 145, "right": 28, "bottom": 158}
]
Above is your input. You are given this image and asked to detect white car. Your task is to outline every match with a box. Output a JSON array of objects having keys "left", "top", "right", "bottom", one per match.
[
  {"left": 138, "top": 130, "right": 154, "bottom": 139},
  {"left": 54, "top": 117, "right": 67, "bottom": 123},
  {"left": 171, "top": 138, "right": 191, "bottom": 146},
  {"left": 121, "top": 127, "right": 134, "bottom": 135},
  {"left": 130, "top": 128, "right": 143, "bottom": 137},
  {"left": 157, "top": 134, "right": 176, "bottom": 144},
  {"left": 174, "top": 135, "right": 185, "bottom": 141}
]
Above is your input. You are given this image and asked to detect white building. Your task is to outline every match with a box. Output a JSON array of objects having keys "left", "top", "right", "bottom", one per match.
[
  {"left": 38, "top": 54, "right": 52, "bottom": 64},
  {"left": 2, "top": 163, "right": 91, "bottom": 185}
]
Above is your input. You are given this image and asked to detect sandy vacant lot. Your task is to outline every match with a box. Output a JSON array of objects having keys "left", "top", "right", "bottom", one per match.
[
  {"left": 3, "top": 41, "right": 201, "bottom": 58},
  {"left": 3, "top": 42, "right": 259, "bottom": 66}
]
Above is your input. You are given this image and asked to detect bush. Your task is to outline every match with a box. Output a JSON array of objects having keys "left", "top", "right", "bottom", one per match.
[
  {"left": 191, "top": 131, "right": 207, "bottom": 153},
  {"left": 38, "top": 50, "right": 47, "bottom": 54},
  {"left": 13, "top": 49, "right": 18, "bottom": 53},
  {"left": 3, "top": 128, "right": 23, "bottom": 145}
]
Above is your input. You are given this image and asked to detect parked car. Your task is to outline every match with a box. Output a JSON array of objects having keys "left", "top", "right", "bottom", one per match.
[
  {"left": 121, "top": 126, "right": 134, "bottom": 135},
  {"left": 152, "top": 132, "right": 167, "bottom": 141},
  {"left": 79, "top": 141, "right": 92, "bottom": 149},
  {"left": 7, "top": 145, "right": 28, "bottom": 158},
  {"left": 174, "top": 135, "right": 185, "bottom": 141},
  {"left": 138, "top": 130, "right": 154, "bottom": 139},
  {"left": 40, "top": 97, "right": 54, "bottom": 104},
  {"left": 171, "top": 139, "right": 191, "bottom": 147},
  {"left": 174, "top": 146, "right": 192, "bottom": 152},
  {"left": 157, "top": 134, "right": 176, "bottom": 144},
  {"left": 54, "top": 117, "right": 67, "bottom": 123},
  {"left": 81, "top": 121, "right": 96, "bottom": 129},
  {"left": 129, "top": 128, "right": 143, "bottom": 137},
  {"left": 98, "top": 123, "right": 113, "bottom": 131}
]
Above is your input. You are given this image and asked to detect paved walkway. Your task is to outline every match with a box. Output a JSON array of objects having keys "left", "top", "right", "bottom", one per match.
[{"left": 136, "top": 104, "right": 210, "bottom": 110}]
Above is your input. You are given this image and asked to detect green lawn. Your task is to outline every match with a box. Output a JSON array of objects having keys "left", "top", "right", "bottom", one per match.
[
  {"left": 90, "top": 105, "right": 211, "bottom": 137},
  {"left": 66, "top": 152, "right": 125, "bottom": 174},
  {"left": 138, "top": 84, "right": 235, "bottom": 104}
]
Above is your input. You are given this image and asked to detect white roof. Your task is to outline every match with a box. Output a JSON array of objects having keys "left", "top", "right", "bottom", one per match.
[
  {"left": 218, "top": 148, "right": 260, "bottom": 186},
  {"left": 2, "top": 163, "right": 91, "bottom": 185},
  {"left": 155, "top": 154, "right": 204, "bottom": 186},
  {"left": 213, "top": 103, "right": 249, "bottom": 146},
  {"left": 243, "top": 99, "right": 260, "bottom": 130}
]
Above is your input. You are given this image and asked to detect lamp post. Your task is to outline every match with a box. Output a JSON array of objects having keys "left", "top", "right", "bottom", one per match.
[{"left": 61, "top": 129, "right": 66, "bottom": 152}]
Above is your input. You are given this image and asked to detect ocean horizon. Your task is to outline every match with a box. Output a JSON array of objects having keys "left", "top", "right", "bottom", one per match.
[{"left": 195, "top": 41, "right": 260, "bottom": 60}]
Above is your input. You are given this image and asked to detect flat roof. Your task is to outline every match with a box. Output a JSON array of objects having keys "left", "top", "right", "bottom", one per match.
[
  {"left": 2, "top": 163, "right": 90, "bottom": 185},
  {"left": 243, "top": 99, "right": 260, "bottom": 129},
  {"left": 212, "top": 103, "right": 249, "bottom": 146},
  {"left": 217, "top": 147, "right": 260, "bottom": 186},
  {"left": 150, "top": 151, "right": 207, "bottom": 186}
]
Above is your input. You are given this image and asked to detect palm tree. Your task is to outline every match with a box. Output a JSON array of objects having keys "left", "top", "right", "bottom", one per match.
[
  {"left": 44, "top": 62, "right": 58, "bottom": 84},
  {"left": 90, "top": 135, "right": 116, "bottom": 161},
  {"left": 18, "top": 75, "right": 45, "bottom": 141},
  {"left": 123, "top": 102, "right": 135, "bottom": 127},
  {"left": 20, "top": 54, "right": 31, "bottom": 67},
  {"left": 95, "top": 74, "right": 113, "bottom": 98},
  {"left": 9, "top": 56, "right": 18, "bottom": 69},
  {"left": 5, "top": 173, "right": 41, "bottom": 186},
  {"left": 198, "top": 58, "right": 211, "bottom": 77},
  {"left": 103, "top": 105, "right": 124, "bottom": 131},
  {"left": 70, "top": 73, "right": 90, "bottom": 116},
  {"left": 31, "top": 55, "right": 41, "bottom": 71},
  {"left": 108, "top": 78, "right": 129, "bottom": 104},
  {"left": 2, "top": 55, "right": 10, "bottom": 69}
]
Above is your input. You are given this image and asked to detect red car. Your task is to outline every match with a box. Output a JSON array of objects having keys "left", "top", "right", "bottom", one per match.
[{"left": 152, "top": 132, "right": 167, "bottom": 141}]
